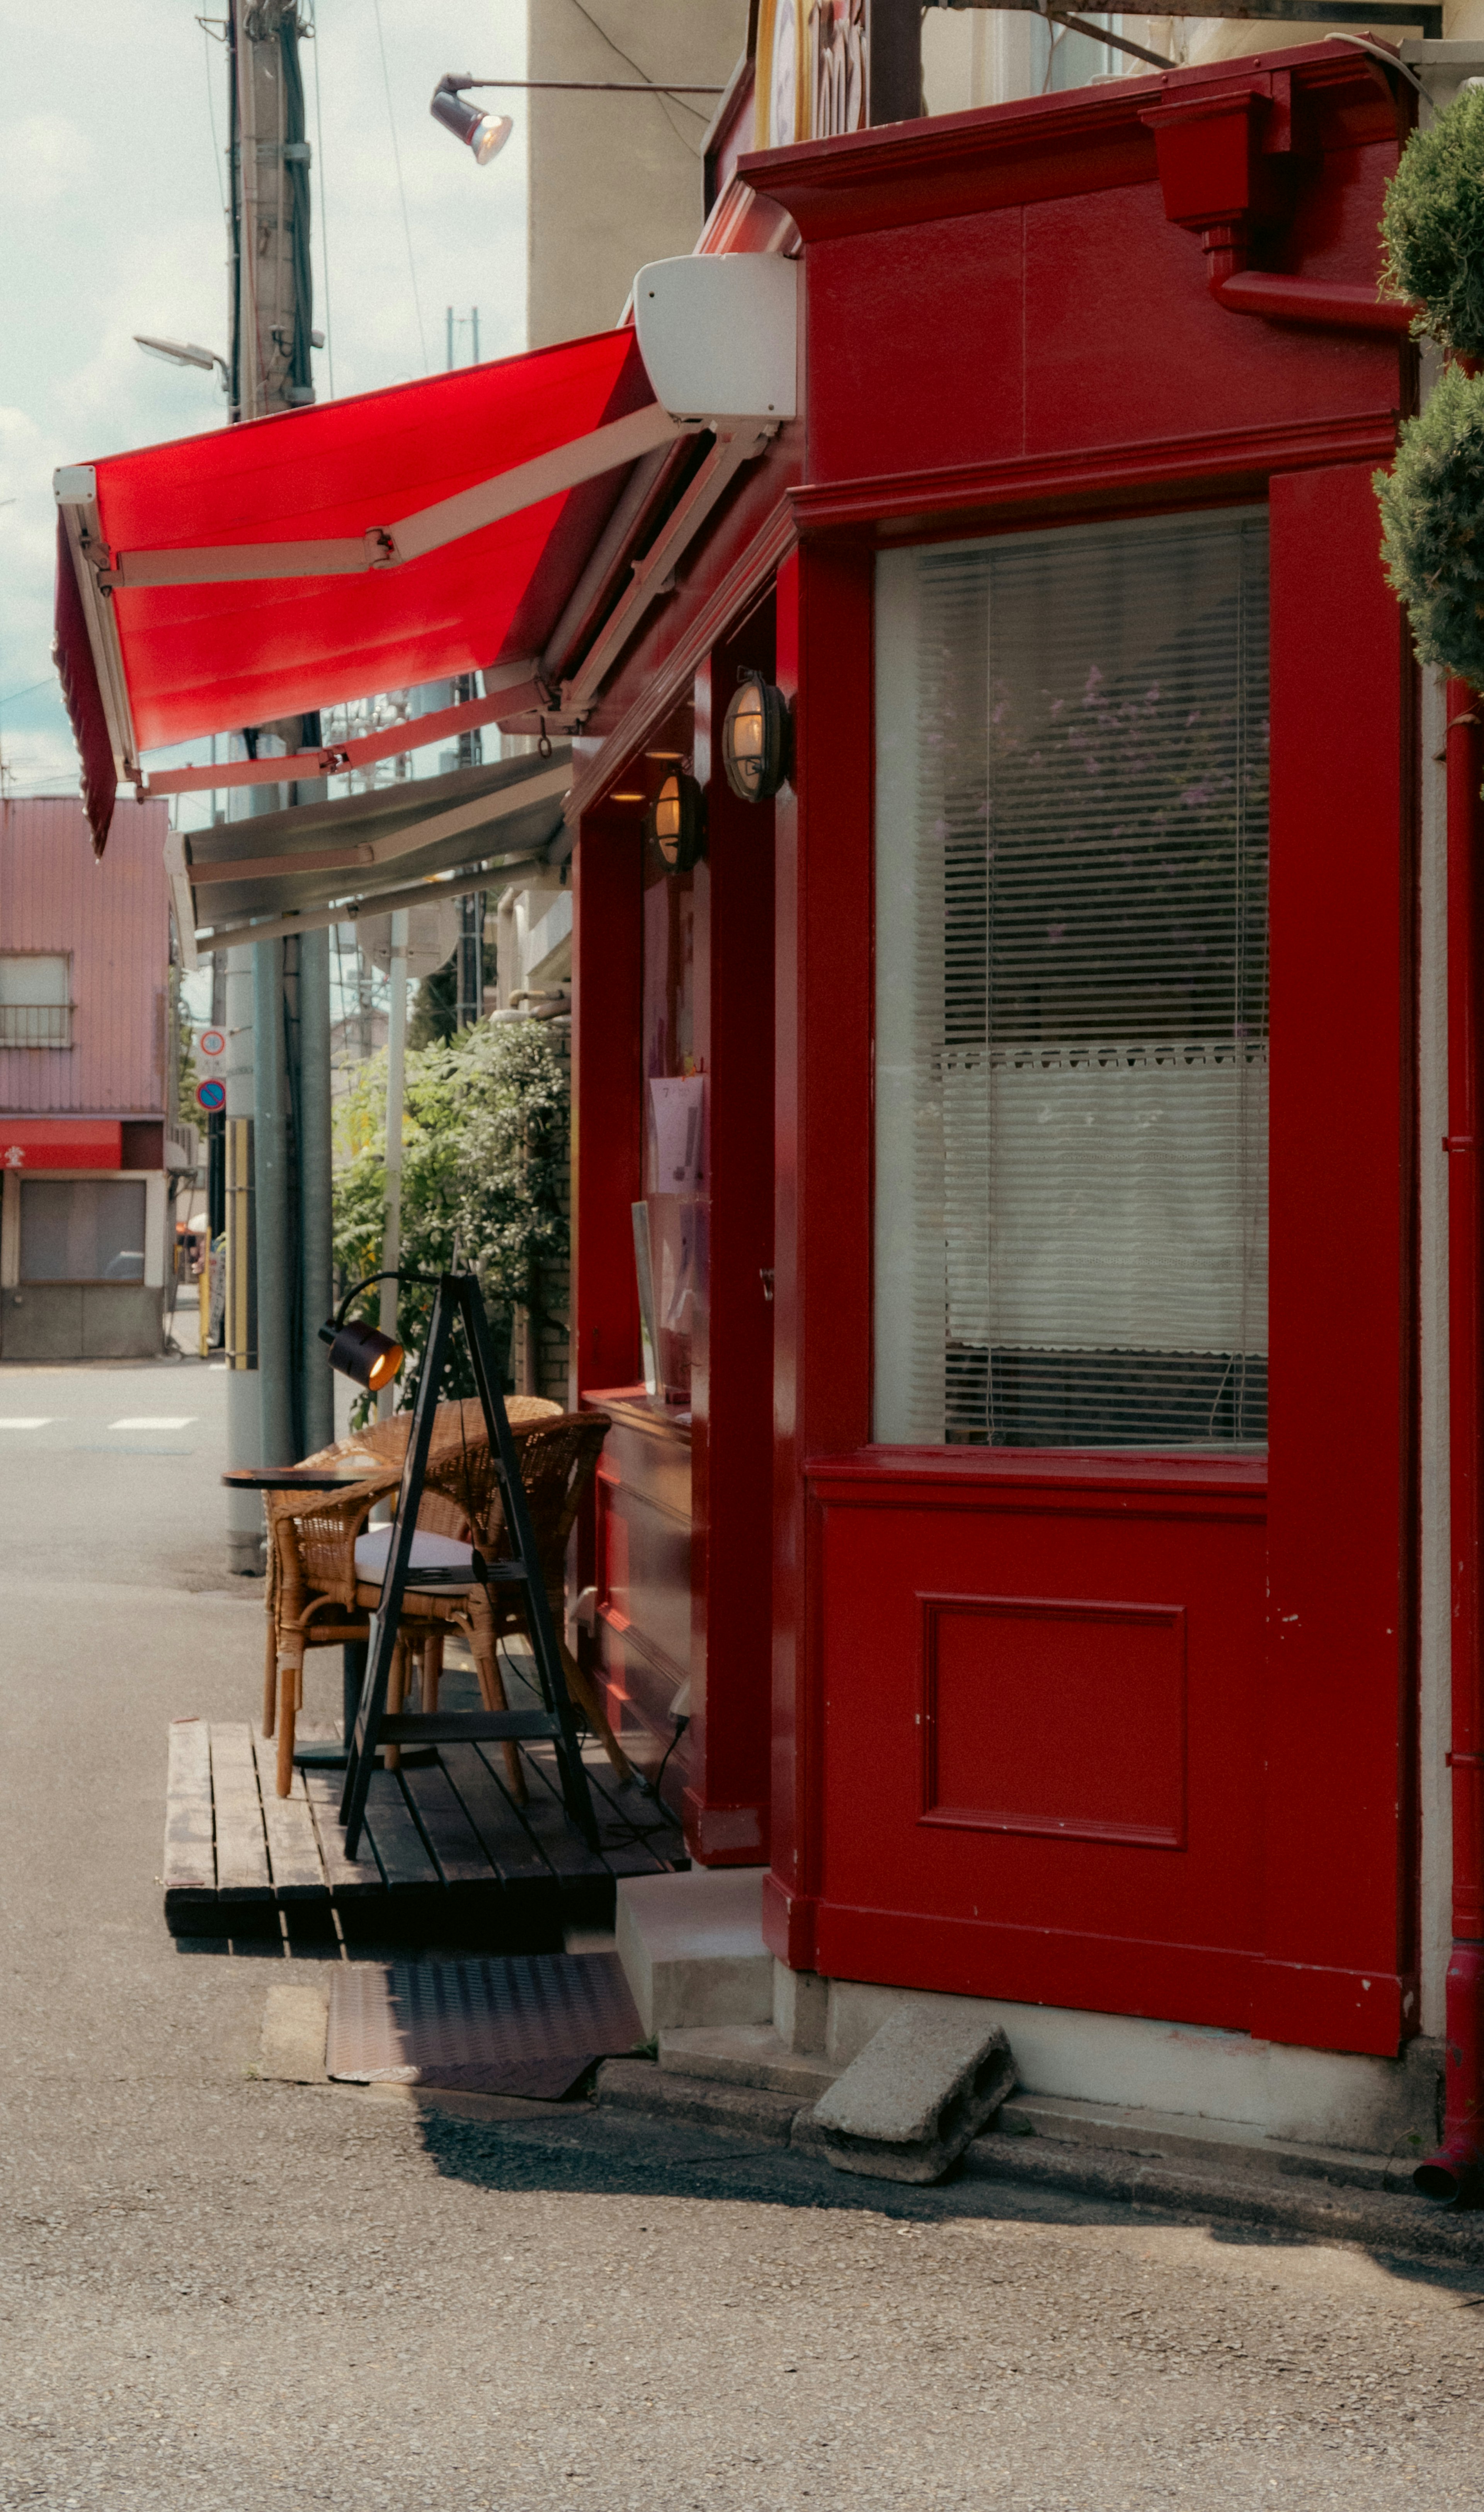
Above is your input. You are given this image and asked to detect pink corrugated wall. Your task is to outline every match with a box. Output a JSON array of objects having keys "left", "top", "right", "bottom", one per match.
[{"left": 0, "top": 796, "right": 170, "bottom": 1115}]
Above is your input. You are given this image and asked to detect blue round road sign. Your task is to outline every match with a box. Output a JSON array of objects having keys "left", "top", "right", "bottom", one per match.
[{"left": 196, "top": 1078, "right": 227, "bottom": 1113}]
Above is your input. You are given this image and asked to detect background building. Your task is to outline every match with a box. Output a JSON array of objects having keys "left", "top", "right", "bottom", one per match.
[{"left": 0, "top": 797, "right": 189, "bottom": 1360}]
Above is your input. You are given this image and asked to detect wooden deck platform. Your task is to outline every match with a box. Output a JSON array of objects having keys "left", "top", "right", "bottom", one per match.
[{"left": 163, "top": 1658, "right": 689, "bottom": 1947}]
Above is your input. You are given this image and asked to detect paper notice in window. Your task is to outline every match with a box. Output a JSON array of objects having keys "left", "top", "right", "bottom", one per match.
[{"left": 649, "top": 1075, "right": 706, "bottom": 1191}]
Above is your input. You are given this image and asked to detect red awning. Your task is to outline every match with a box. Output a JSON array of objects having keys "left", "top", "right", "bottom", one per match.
[{"left": 54, "top": 327, "right": 681, "bottom": 849}]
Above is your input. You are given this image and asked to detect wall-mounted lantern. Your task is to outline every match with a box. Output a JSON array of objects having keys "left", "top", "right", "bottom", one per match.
[
  {"left": 648, "top": 769, "right": 707, "bottom": 873},
  {"left": 722, "top": 671, "right": 791, "bottom": 803}
]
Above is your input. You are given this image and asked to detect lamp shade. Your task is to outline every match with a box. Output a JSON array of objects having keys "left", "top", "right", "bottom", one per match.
[
  {"left": 430, "top": 84, "right": 514, "bottom": 165},
  {"left": 722, "top": 671, "right": 790, "bottom": 801},
  {"left": 324, "top": 1316, "right": 404, "bottom": 1392},
  {"left": 648, "top": 769, "right": 706, "bottom": 872}
]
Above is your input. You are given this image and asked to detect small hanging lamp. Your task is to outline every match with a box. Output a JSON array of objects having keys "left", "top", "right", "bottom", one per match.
[
  {"left": 648, "top": 769, "right": 707, "bottom": 872},
  {"left": 721, "top": 670, "right": 791, "bottom": 802}
]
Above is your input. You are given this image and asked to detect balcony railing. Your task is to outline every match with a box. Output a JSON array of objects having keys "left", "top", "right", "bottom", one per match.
[{"left": 0, "top": 1004, "right": 73, "bottom": 1048}]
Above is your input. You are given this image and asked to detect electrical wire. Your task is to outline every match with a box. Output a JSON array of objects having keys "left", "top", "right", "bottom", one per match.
[
  {"left": 564, "top": 0, "right": 708, "bottom": 151},
  {"left": 371, "top": 0, "right": 429, "bottom": 375},
  {"left": 306, "top": 0, "right": 336, "bottom": 398},
  {"left": 201, "top": 15, "right": 228, "bottom": 217}
]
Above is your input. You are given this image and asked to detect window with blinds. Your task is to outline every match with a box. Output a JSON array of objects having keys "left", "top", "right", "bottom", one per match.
[{"left": 874, "top": 510, "right": 1270, "bottom": 1450}]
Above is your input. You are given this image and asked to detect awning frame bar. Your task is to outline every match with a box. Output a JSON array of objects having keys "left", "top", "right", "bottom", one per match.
[
  {"left": 193, "top": 850, "right": 549, "bottom": 954},
  {"left": 59, "top": 499, "right": 141, "bottom": 780},
  {"left": 102, "top": 402, "right": 693, "bottom": 592},
  {"left": 137, "top": 658, "right": 543, "bottom": 798},
  {"left": 183, "top": 759, "right": 573, "bottom": 889}
]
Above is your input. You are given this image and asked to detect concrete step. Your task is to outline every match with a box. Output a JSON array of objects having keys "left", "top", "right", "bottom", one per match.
[
  {"left": 591, "top": 2058, "right": 1484, "bottom": 2268},
  {"left": 614, "top": 1869, "right": 773, "bottom": 2036},
  {"left": 995, "top": 2091, "right": 1405, "bottom": 2195},
  {"left": 658, "top": 2023, "right": 839, "bottom": 2103},
  {"left": 597, "top": 2055, "right": 801, "bottom": 2145}
]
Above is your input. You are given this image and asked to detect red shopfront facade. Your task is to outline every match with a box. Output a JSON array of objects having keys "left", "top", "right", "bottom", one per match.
[{"left": 572, "top": 41, "right": 1426, "bottom": 2070}]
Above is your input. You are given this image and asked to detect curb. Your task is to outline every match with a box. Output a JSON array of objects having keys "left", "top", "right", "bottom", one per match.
[{"left": 594, "top": 2059, "right": 1484, "bottom": 2265}]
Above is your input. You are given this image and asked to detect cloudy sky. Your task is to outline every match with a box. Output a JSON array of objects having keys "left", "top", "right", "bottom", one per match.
[{"left": 0, "top": 0, "right": 528, "bottom": 809}]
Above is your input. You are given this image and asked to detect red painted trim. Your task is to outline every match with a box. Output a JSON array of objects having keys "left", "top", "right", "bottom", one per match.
[
  {"left": 1257, "top": 462, "right": 1417, "bottom": 2052},
  {"left": 810, "top": 1905, "right": 1404, "bottom": 2052},
  {"left": 1425, "top": 684, "right": 1484, "bottom": 2195},
  {"left": 806, "top": 1448, "right": 1267, "bottom": 1511},
  {"left": 789, "top": 413, "right": 1400, "bottom": 541},
  {"left": 767, "top": 542, "right": 876, "bottom": 1969},
  {"left": 684, "top": 637, "right": 777, "bottom": 1867},
  {"left": 0, "top": 1119, "right": 121, "bottom": 1171},
  {"left": 918, "top": 1593, "right": 1190, "bottom": 1851},
  {"left": 1215, "top": 272, "right": 1413, "bottom": 335},
  {"left": 572, "top": 814, "right": 644, "bottom": 1397}
]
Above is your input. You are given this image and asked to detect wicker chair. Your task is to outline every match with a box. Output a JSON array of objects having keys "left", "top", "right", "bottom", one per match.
[
  {"left": 263, "top": 1403, "right": 630, "bottom": 1803},
  {"left": 262, "top": 1397, "right": 560, "bottom": 1796}
]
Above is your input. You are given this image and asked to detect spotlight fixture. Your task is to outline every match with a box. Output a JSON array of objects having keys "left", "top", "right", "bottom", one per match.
[
  {"left": 430, "top": 74, "right": 514, "bottom": 165},
  {"left": 134, "top": 334, "right": 230, "bottom": 393},
  {"left": 648, "top": 769, "right": 706, "bottom": 874},
  {"left": 321, "top": 1314, "right": 405, "bottom": 1393},
  {"left": 316, "top": 1269, "right": 435, "bottom": 1392},
  {"left": 722, "top": 671, "right": 791, "bottom": 802}
]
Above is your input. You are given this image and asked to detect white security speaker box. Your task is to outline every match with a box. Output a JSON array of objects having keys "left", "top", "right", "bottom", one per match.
[{"left": 633, "top": 255, "right": 798, "bottom": 426}]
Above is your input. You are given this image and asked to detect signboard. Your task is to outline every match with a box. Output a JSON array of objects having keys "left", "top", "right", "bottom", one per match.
[
  {"left": 0, "top": 1119, "right": 122, "bottom": 1171},
  {"left": 192, "top": 1025, "right": 228, "bottom": 1114},
  {"left": 755, "top": 0, "right": 868, "bottom": 148}
]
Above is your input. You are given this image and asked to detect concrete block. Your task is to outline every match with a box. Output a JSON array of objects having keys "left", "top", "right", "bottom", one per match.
[
  {"left": 813, "top": 2004, "right": 1016, "bottom": 2184},
  {"left": 774, "top": 1958, "right": 829, "bottom": 2055},
  {"left": 258, "top": 1979, "right": 329, "bottom": 2082},
  {"left": 614, "top": 1868, "right": 773, "bottom": 2037}
]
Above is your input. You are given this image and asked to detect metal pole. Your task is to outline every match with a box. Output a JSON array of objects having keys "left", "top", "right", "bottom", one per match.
[
  {"left": 223, "top": 944, "right": 261, "bottom": 1570},
  {"left": 377, "top": 909, "right": 409, "bottom": 1421},
  {"left": 298, "top": 924, "right": 334, "bottom": 1453},
  {"left": 254, "top": 935, "right": 294, "bottom": 1465}
]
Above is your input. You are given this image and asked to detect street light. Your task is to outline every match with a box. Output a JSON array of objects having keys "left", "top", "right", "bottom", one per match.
[
  {"left": 429, "top": 75, "right": 514, "bottom": 165},
  {"left": 134, "top": 334, "right": 231, "bottom": 393}
]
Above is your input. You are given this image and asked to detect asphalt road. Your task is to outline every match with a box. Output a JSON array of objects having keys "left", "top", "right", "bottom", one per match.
[{"left": 2, "top": 1349, "right": 1483, "bottom": 2511}]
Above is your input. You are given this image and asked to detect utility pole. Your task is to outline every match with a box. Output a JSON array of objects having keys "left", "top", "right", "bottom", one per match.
[{"left": 222, "top": 0, "right": 332, "bottom": 1571}]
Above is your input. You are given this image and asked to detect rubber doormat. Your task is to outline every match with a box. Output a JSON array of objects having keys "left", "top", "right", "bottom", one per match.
[{"left": 326, "top": 1952, "right": 645, "bottom": 2099}]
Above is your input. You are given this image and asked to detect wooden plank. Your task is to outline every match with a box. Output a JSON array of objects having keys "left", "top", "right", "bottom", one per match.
[
  {"left": 250, "top": 1730, "right": 330, "bottom": 1904},
  {"left": 500, "top": 1742, "right": 615, "bottom": 1884},
  {"left": 522, "top": 1737, "right": 672, "bottom": 1878},
  {"left": 362, "top": 1768, "right": 439, "bottom": 1892},
  {"left": 439, "top": 1742, "right": 556, "bottom": 1887},
  {"left": 399, "top": 1762, "right": 501, "bottom": 1888},
  {"left": 163, "top": 1718, "right": 216, "bottom": 1932},
  {"left": 302, "top": 1767, "right": 383, "bottom": 1900},
  {"left": 208, "top": 1723, "right": 273, "bottom": 1904}
]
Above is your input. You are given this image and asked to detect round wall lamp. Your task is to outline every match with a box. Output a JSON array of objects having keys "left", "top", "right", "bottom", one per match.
[
  {"left": 722, "top": 671, "right": 791, "bottom": 803},
  {"left": 648, "top": 769, "right": 707, "bottom": 873}
]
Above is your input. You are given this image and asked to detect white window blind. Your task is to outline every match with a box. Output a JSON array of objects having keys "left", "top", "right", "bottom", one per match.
[{"left": 874, "top": 510, "right": 1269, "bottom": 1450}]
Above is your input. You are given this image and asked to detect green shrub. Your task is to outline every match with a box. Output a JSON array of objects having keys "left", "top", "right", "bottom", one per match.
[
  {"left": 1381, "top": 84, "right": 1484, "bottom": 358},
  {"left": 333, "top": 1018, "right": 568, "bottom": 1414},
  {"left": 1376, "top": 363, "right": 1484, "bottom": 688}
]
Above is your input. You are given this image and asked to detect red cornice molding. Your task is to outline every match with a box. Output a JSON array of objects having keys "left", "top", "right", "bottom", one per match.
[
  {"left": 741, "top": 45, "right": 1394, "bottom": 242},
  {"left": 790, "top": 407, "right": 1401, "bottom": 539}
]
